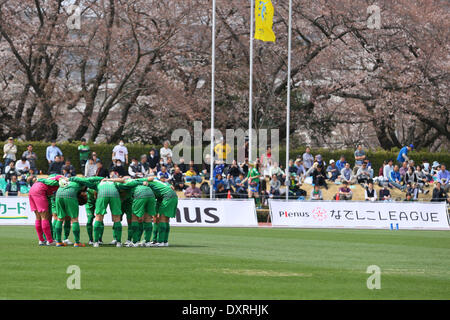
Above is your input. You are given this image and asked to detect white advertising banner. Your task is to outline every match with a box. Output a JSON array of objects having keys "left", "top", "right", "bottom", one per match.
[
  {"left": 0, "top": 197, "right": 258, "bottom": 228},
  {"left": 269, "top": 200, "right": 450, "bottom": 230}
]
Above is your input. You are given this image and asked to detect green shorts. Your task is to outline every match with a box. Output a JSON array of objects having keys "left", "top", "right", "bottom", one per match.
[
  {"left": 85, "top": 202, "right": 95, "bottom": 215},
  {"left": 95, "top": 196, "right": 122, "bottom": 216},
  {"left": 55, "top": 197, "right": 79, "bottom": 219},
  {"left": 156, "top": 197, "right": 178, "bottom": 218},
  {"left": 132, "top": 197, "right": 156, "bottom": 218}
]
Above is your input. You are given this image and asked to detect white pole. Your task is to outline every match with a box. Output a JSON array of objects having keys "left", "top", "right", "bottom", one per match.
[
  {"left": 210, "top": 0, "right": 216, "bottom": 199},
  {"left": 249, "top": 0, "right": 254, "bottom": 163},
  {"left": 285, "top": 0, "right": 292, "bottom": 200}
]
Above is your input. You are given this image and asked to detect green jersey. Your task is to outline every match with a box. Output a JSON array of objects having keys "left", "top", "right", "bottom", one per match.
[
  {"left": 69, "top": 176, "right": 103, "bottom": 190},
  {"left": 97, "top": 181, "right": 120, "bottom": 198},
  {"left": 78, "top": 144, "right": 90, "bottom": 161},
  {"left": 147, "top": 179, "right": 177, "bottom": 200},
  {"left": 115, "top": 178, "right": 155, "bottom": 199},
  {"left": 57, "top": 177, "right": 102, "bottom": 200}
]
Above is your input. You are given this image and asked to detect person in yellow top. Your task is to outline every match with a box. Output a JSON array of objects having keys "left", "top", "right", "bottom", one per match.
[
  {"left": 3, "top": 137, "right": 17, "bottom": 167},
  {"left": 214, "top": 139, "right": 232, "bottom": 162}
]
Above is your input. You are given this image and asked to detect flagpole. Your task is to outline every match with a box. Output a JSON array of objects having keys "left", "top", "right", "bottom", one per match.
[
  {"left": 285, "top": 0, "right": 292, "bottom": 200},
  {"left": 249, "top": 0, "right": 254, "bottom": 163},
  {"left": 210, "top": 0, "right": 216, "bottom": 199}
]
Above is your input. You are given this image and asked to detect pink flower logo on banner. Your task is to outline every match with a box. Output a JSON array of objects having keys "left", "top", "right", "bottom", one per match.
[{"left": 312, "top": 207, "right": 328, "bottom": 221}]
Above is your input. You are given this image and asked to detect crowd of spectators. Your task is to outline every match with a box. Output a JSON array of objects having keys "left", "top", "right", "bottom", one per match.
[{"left": 0, "top": 138, "right": 448, "bottom": 205}]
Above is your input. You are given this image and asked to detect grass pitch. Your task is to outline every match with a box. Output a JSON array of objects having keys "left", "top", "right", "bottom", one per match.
[{"left": 0, "top": 226, "right": 449, "bottom": 300}]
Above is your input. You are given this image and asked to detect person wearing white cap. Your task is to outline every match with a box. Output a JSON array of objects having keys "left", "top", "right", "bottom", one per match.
[
  {"left": 3, "top": 137, "right": 17, "bottom": 167},
  {"left": 326, "top": 160, "right": 339, "bottom": 182}
]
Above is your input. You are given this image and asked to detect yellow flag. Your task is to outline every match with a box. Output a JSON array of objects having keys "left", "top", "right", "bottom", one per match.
[{"left": 254, "top": 0, "right": 276, "bottom": 42}]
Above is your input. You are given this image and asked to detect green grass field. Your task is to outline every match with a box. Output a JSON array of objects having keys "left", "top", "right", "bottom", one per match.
[{"left": 0, "top": 226, "right": 449, "bottom": 300}]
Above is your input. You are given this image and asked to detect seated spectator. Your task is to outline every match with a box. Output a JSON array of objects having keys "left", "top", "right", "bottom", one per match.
[
  {"left": 157, "top": 165, "right": 171, "bottom": 182},
  {"left": 364, "top": 182, "right": 377, "bottom": 202},
  {"left": 365, "top": 159, "right": 374, "bottom": 178},
  {"left": 287, "top": 159, "right": 297, "bottom": 175},
  {"left": 95, "top": 161, "right": 109, "bottom": 178},
  {"left": 295, "top": 159, "right": 306, "bottom": 179},
  {"left": 185, "top": 166, "right": 202, "bottom": 184},
  {"left": 408, "top": 183, "right": 421, "bottom": 200},
  {"left": 184, "top": 181, "right": 201, "bottom": 198},
  {"left": 311, "top": 163, "right": 328, "bottom": 189},
  {"left": 91, "top": 152, "right": 101, "bottom": 163},
  {"left": 333, "top": 181, "right": 353, "bottom": 200},
  {"left": 335, "top": 155, "right": 346, "bottom": 172},
  {"left": 271, "top": 162, "right": 286, "bottom": 184},
  {"left": 213, "top": 160, "right": 226, "bottom": 177},
  {"left": 128, "top": 158, "right": 144, "bottom": 178},
  {"left": 399, "top": 161, "right": 409, "bottom": 181},
  {"left": 382, "top": 159, "right": 394, "bottom": 185},
  {"left": 310, "top": 185, "right": 323, "bottom": 200},
  {"left": 215, "top": 183, "right": 228, "bottom": 198},
  {"left": 5, "top": 175, "right": 21, "bottom": 196},
  {"left": 213, "top": 174, "right": 225, "bottom": 193},
  {"left": 326, "top": 159, "right": 340, "bottom": 182},
  {"left": 147, "top": 148, "right": 159, "bottom": 173},
  {"left": 85, "top": 158, "right": 98, "bottom": 177},
  {"left": 437, "top": 164, "right": 450, "bottom": 192},
  {"left": 138, "top": 155, "right": 149, "bottom": 176},
  {"left": 288, "top": 174, "right": 307, "bottom": 199},
  {"left": 26, "top": 169, "right": 37, "bottom": 186},
  {"left": 378, "top": 183, "right": 392, "bottom": 201},
  {"left": 234, "top": 173, "right": 248, "bottom": 198},
  {"left": 389, "top": 165, "right": 406, "bottom": 191},
  {"left": 339, "top": 162, "right": 356, "bottom": 185},
  {"left": 171, "top": 167, "right": 186, "bottom": 191},
  {"left": 414, "top": 165, "right": 430, "bottom": 193},
  {"left": 48, "top": 156, "right": 64, "bottom": 175},
  {"left": 16, "top": 157, "right": 31, "bottom": 175},
  {"left": 111, "top": 159, "right": 127, "bottom": 177},
  {"left": 430, "top": 161, "right": 440, "bottom": 177},
  {"left": 404, "top": 193, "right": 414, "bottom": 202},
  {"left": 165, "top": 157, "right": 174, "bottom": 174},
  {"left": 178, "top": 158, "right": 187, "bottom": 173},
  {"left": 239, "top": 158, "right": 249, "bottom": 176},
  {"left": 269, "top": 174, "right": 282, "bottom": 198},
  {"left": 378, "top": 160, "right": 387, "bottom": 178},
  {"left": 431, "top": 182, "right": 449, "bottom": 203},
  {"left": 62, "top": 160, "right": 76, "bottom": 177},
  {"left": 356, "top": 162, "right": 371, "bottom": 186},
  {"left": 5, "top": 161, "right": 18, "bottom": 181},
  {"left": 226, "top": 160, "right": 242, "bottom": 188}
]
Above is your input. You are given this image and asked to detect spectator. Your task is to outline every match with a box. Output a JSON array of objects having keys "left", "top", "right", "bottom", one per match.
[
  {"left": 172, "top": 167, "right": 186, "bottom": 191},
  {"left": 271, "top": 162, "right": 285, "bottom": 184},
  {"left": 111, "top": 159, "right": 127, "bottom": 177},
  {"left": 378, "top": 160, "right": 387, "bottom": 178},
  {"left": 26, "top": 169, "right": 38, "bottom": 187},
  {"left": 311, "top": 163, "right": 328, "bottom": 189},
  {"left": 269, "top": 174, "right": 282, "bottom": 198},
  {"left": 128, "top": 158, "right": 144, "bottom": 178},
  {"left": 214, "top": 138, "right": 232, "bottom": 163},
  {"left": 288, "top": 174, "right": 307, "bottom": 199},
  {"left": 334, "top": 181, "right": 353, "bottom": 200},
  {"left": 5, "top": 175, "right": 21, "bottom": 196},
  {"left": 431, "top": 182, "right": 449, "bottom": 203},
  {"left": 302, "top": 147, "right": 314, "bottom": 171},
  {"left": 178, "top": 158, "right": 187, "bottom": 173},
  {"left": 397, "top": 144, "right": 414, "bottom": 165},
  {"left": 234, "top": 173, "right": 248, "bottom": 198},
  {"left": 239, "top": 158, "right": 249, "bottom": 176},
  {"left": 389, "top": 165, "right": 406, "bottom": 191},
  {"left": 184, "top": 181, "right": 201, "bottom": 198},
  {"left": 431, "top": 161, "right": 441, "bottom": 177},
  {"left": 46, "top": 140, "right": 63, "bottom": 164},
  {"left": 185, "top": 165, "right": 202, "bottom": 184},
  {"left": 226, "top": 160, "right": 242, "bottom": 188},
  {"left": 159, "top": 140, "right": 173, "bottom": 165},
  {"left": 95, "top": 161, "right": 109, "bottom": 178},
  {"left": 16, "top": 157, "right": 31, "bottom": 175},
  {"left": 78, "top": 138, "right": 90, "bottom": 173},
  {"left": 356, "top": 162, "right": 371, "bottom": 186},
  {"left": 4, "top": 161, "right": 18, "bottom": 182},
  {"left": 310, "top": 185, "right": 323, "bottom": 200},
  {"left": 213, "top": 173, "right": 226, "bottom": 193},
  {"left": 382, "top": 159, "right": 394, "bottom": 185},
  {"left": 147, "top": 148, "right": 159, "bottom": 172},
  {"left": 165, "top": 157, "right": 175, "bottom": 173},
  {"left": 365, "top": 182, "right": 377, "bottom": 202},
  {"left": 3, "top": 137, "right": 17, "bottom": 167},
  {"left": 326, "top": 159, "right": 340, "bottom": 182},
  {"left": 379, "top": 183, "right": 392, "bottom": 201},
  {"left": 48, "top": 156, "right": 64, "bottom": 175},
  {"left": 157, "top": 165, "right": 171, "bottom": 182},
  {"left": 156, "top": 158, "right": 165, "bottom": 173},
  {"left": 62, "top": 160, "right": 76, "bottom": 177},
  {"left": 138, "top": 155, "right": 149, "bottom": 176},
  {"left": 437, "top": 164, "right": 450, "bottom": 192},
  {"left": 22, "top": 144, "right": 38, "bottom": 172},
  {"left": 339, "top": 162, "right": 356, "bottom": 185},
  {"left": 408, "top": 183, "right": 420, "bottom": 200},
  {"left": 399, "top": 161, "right": 409, "bottom": 180},
  {"left": 215, "top": 183, "right": 228, "bottom": 198},
  {"left": 91, "top": 152, "right": 101, "bottom": 163},
  {"left": 404, "top": 193, "right": 414, "bottom": 202},
  {"left": 295, "top": 159, "right": 306, "bottom": 180},
  {"left": 336, "top": 155, "right": 347, "bottom": 172},
  {"left": 85, "top": 158, "right": 98, "bottom": 177},
  {"left": 112, "top": 139, "right": 129, "bottom": 165},
  {"left": 353, "top": 144, "right": 366, "bottom": 175},
  {"left": 414, "top": 165, "right": 429, "bottom": 190}
]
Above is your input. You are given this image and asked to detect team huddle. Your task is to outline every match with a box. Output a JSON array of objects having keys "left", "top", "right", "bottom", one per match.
[{"left": 28, "top": 174, "right": 178, "bottom": 247}]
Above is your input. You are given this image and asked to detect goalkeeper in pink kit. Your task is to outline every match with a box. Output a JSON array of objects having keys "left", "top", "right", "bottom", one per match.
[{"left": 28, "top": 175, "right": 63, "bottom": 245}]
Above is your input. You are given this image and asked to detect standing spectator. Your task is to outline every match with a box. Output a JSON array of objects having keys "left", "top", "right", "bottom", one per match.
[
  {"left": 326, "top": 160, "right": 340, "bottom": 182},
  {"left": 353, "top": 144, "right": 366, "bottom": 175},
  {"left": 78, "top": 138, "right": 90, "bottom": 173},
  {"left": 334, "top": 181, "right": 353, "bottom": 200},
  {"left": 310, "top": 185, "right": 323, "bottom": 200},
  {"left": 379, "top": 183, "right": 392, "bottom": 201},
  {"left": 112, "top": 139, "right": 129, "bottom": 165},
  {"left": 184, "top": 181, "right": 201, "bottom": 198},
  {"left": 172, "top": 167, "right": 186, "bottom": 191},
  {"left": 128, "top": 158, "right": 144, "bottom": 178},
  {"left": 5, "top": 175, "right": 21, "bottom": 196},
  {"left": 84, "top": 158, "right": 98, "bottom": 177},
  {"left": 3, "top": 137, "right": 17, "bottom": 167},
  {"left": 335, "top": 155, "right": 347, "bottom": 172},
  {"left": 389, "top": 165, "right": 406, "bottom": 191},
  {"left": 46, "top": 140, "right": 63, "bottom": 164},
  {"left": 437, "top": 164, "right": 450, "bottom": 192},
  {"left": 4, "top": 161, "right": 18, "bottom": 182},
  {"left": 431, "top": 182, "right": 449, "bottom": 203},
  {"left": 159, "top": 140, "right": 173, "bottom": 165},
  {"left": 147, "top": 148, "right": 159, "bottom": 173},
  {"left": 22, "top": 144, "right": 38, "bottom": 172},
  {"left": 16, "top": 157, "right": 31, "bottom": 175},
  {"left": 95, "top": 161, "right": 109, "bottom": 178},
  {"left": 111, "top": 159, "right": 127, "bottom": 177},
  {"left": 339, "top": 162, "right": 356, "bottom": 185},
  {"left": 62, "top": 159, "right": 76, "bottom": 177},
  {"left": 397, "top": 144, "right": 414, "bottom": 166},
  {"left": 214, "top": 138, "right": 231, "bottom": 163},
  {"left": 302, "top": 147, "right": 314, "bottom": 171},
  {"left": 48, "top": 156, "right": 64, "bottom": 175},
  {"left": 364, "top": 182, "right": 377, "bottom": 201}
]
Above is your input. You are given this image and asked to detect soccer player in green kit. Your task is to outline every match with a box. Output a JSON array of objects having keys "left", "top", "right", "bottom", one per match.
[
  {"left": 240, "top": 161, "right": 261, "bottom": 208},
  {"left": 54, "top": 176, "right": 103, "bottom": 247},
  {"left": 146, "top": 176, "right": 178, "bottom": 247},
  {"left": 85, "top": 188, "right": 100, "bottom": 245},
  {"left": 93, "top": 179, "right": 123, "bottom": 247},
  {"left": 112, "top": 178, "right": 156, "bottom": 247}
]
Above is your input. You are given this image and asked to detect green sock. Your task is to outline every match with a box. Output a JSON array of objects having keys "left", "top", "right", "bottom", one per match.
[
  {"left": 151, "top": 223, "right": 159, "bottom": 242},
  {"left": 99, "top": 221, "right": 104, "bottom": 242},
  {"left": 93, "top": 221, "right": 102, "bottom": 242},
  {"left": 143, "top": 222, "right": 153, "bottom": 242},
  {"left": 63, "top": 220, "right": 71, "bottom": 240},
  {"left": 55, "top": 220, "right": 63, "bottom": 242},
  {"left": 72, "top": 222, "right": 80, "bottom": 243},
  {"left": 157, "top": 222, "right": 166, "bottom": 243},
  {"left": 131, "top": 222, "right": 140, "bottom": 243},
  {"left": 51, "top": 219, "right": 57, "bottom": 238},
  {"left": 164, "top": 222, "right": 170, "bottom": 243},
  {"left": 127, "top": 222, "right": 133, "bottom": 241},
  {"left": 138, "top": 222, "right": 144, "bottom": 241},
  {"left": 113, "top": 222, "right": 122, "bottom": 242},
  {"left": 86, "top": 215, "right": 94, "bottom": 242}
]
